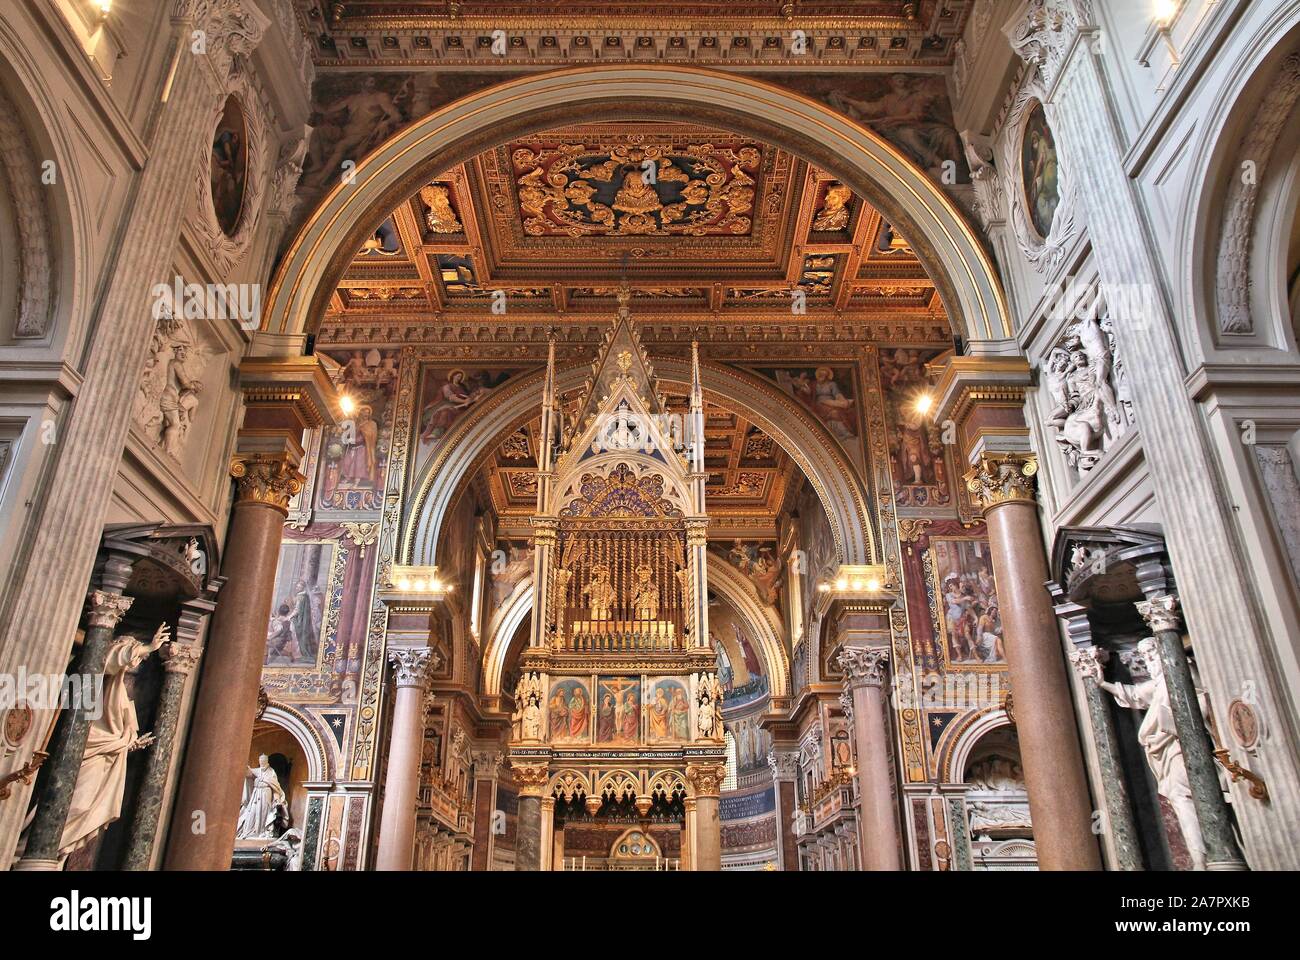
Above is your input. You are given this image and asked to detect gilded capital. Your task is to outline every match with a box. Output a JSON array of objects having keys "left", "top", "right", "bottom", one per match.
[
  {"left": 965, "top": 452, "right": 1038, "bottom": 512},
  {"left": 1136, "top": 594, "right": 1181, "bottom": 635},
  {"left": 86, "top": 590, "right": 134, "bottom": 630},
  {"left": 838, "top": 647, "right": 889, "bottom": 688},
  {"left": 230, "top": 454, "right": 304, "bottom": 514},
  {"left": 511, "top": 761, "right": 551, "bottom": 797},
  {"left": 685, "top": 762, "right": 728, "bottom": 798}
]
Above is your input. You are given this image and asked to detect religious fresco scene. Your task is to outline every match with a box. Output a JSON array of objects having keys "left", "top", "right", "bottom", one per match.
[{"left": 4, "top": 2, "right": 1299, "bottom": 925}]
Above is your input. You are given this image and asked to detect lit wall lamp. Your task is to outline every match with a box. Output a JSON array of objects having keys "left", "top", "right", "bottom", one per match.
[
  {"left": 94, "top": 0, "right": 112, "bottom": 22},
  {"left": 1139, "top": 0, "right": 1184, "bottom": 76}
]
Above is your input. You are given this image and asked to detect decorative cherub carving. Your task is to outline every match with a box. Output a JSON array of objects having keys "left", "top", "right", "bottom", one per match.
[{"left": 1043, "top": 313, "right": 1132, "bottom": 475}]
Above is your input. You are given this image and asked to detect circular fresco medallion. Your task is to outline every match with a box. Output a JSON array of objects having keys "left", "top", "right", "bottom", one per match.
[
  {"left": 210, "top": 95, "right": 249, "bottom": 237},
  {"left": 1020, "top": 100, "right": 1061, "bottom": 240},
  {"left": 3, "top": 704, "right": 33, "bottom": 747},
  {"left": 1227, "top": 699, "right": 1260, "bottom": 750}
]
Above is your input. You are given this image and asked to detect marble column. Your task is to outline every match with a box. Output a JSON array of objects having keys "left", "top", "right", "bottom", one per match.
[
  {"left": 1067, "top": 645, "right": 1144, "bottom": 871},
  {"left": 1138, "top": 595, "right": 1248, "bottom": 871},
  {"left": 966, "top": 453, "right": 1101, "bottom": 870},
  {"left": 768, "top": 748, "right": 800, "bottom": 870},
  {"left": 838, "top": 648, "right": 903, "bottom": 871},
  {"left": 681, "top": 797, "right": 696, "bottom": 871},
  {"left": 0, "top": 0, "right": 273, "bottom": 864},
  {"left": 122, "top": 640, "right": 202, "bottom": 870},
  {"left": 686, "top": 763, "right": 725, "bottom": 871},
  {"left": 375, "top": 648, "right": 435, "bottom": 871},
  {"left": 164, "top": 455, "right": 303, "bottom": 870},
  {"left": 18, "top": 586, "right": 134, "bottom": 869},
  {"left": 470, "top": 750, "right": 501, "bottom": 871},
  {"left": 539, "top": 797, "right": 556, "bottom": 871},
  {"left": 512, "top": 761, "right": 549, "bottom": 871}
]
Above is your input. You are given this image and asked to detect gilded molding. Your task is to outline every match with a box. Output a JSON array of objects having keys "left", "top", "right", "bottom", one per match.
[{"left": 230, "top": 454, "right": 304, "bottom": 513}]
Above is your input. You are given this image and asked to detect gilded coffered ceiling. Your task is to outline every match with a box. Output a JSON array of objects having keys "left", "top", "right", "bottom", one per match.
[{"left": 323, "top": 120, "right": 944, "bottom": 334}]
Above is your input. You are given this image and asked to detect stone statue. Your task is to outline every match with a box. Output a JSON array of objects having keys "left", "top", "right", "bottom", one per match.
[
  {"left": 57, "top": 623, "right": 170, "bottom": 855},
  {"left": 582, "top": 563, "right": 615, "bottom": 621},
  {"left": 695, "top": 671, "right": 724, "bottom": 741},
  {"left": 1078, "top": 638, "right": 1206, "bottom": 870},
  {"left": 631, "top": 564, "right": 659, "bottom": 621},
  {"left": 965, "top": 754, "right": 1032, "bottom": 834},
  {"left": 513, "top": 671, "right": 543, "bottom": 742},
  {"left": 264, "top": 827, "right": 304, "bottom": 871},
  {"left": 236, "top": 754, "right": 288, "bottom": 840}
]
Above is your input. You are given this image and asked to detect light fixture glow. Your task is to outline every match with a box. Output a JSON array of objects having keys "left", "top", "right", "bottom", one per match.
[
  {"left": 914, "top": 393, "right": 934, "bottom": 415},
  {"left": 866, "top": 578, "right": 882, "bottom": 592},
  {"left": 1153, "top": 0, "right": 1179, "bottom": 24},
  {"left": 339, "top": 394, "right": 356, "bottom": 416},
  {"left": 836, "top": 578, "right": 848, "bottom": 591}
]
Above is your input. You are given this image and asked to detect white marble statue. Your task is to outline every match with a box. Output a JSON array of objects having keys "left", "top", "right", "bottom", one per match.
[
  {"left": 57, "top": 623, "right": 170, "bottom": 855},
  {"left": 236, "top": 754, "right": 288, "bottom": 840},
  {"left": 264, "top": 827, "right": 304, "bottom": 871},
  {"left": 965, "top": 754, "right": 1032, "bottom": 834},
  {"left": 1079, "top": 638, "right": 1206, "bottom": 869},
  {"left": 1043, "top": 314, "right": 1129, "bottom": 474},
  {"left": 513, "top": 671, "right": 543, "bottom": 741}
]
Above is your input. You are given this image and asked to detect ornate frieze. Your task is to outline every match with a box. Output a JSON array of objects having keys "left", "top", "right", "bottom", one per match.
[
  {"left": 0, "top": 85, "right": 52, "bottom": 339},
  {"left": 1004, "top": 0, "right": 1093, "bottom": 90},
  {"left": 230, "top": 454, "right": 305, "bottom": 513},
  {"left": 965, "top": 453, "right": 1039, "bottom": 511}
]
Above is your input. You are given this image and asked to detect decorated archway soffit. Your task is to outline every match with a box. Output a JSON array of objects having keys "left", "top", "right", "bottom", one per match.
[{"left": 268, "top": 67, "right": 1008, "bottom": 343}]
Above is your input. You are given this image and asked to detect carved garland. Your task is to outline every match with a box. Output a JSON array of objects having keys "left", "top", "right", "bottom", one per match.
[{"left": 0, "top": 83, "right": 53, "bottom": 339}]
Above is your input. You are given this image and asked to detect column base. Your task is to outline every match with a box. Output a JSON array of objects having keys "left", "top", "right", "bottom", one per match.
[
  {"left": 13, "top": 856, "right": 64, "bottom": 871},
  {"left": 1206, "top": 858, "right": 1250, "bottom": 872}
]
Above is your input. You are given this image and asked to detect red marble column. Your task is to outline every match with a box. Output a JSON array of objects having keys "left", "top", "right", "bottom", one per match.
[
  {"left": 968, "top": 453, "right": 1101, "bottom": 870},
  {"left": 686, "top": 762, "right": 726, "bottom": 871},
  {"left": 165, "top": 455, "right": 303, "bottom": 870},
  {"left": 375, "top": 648, "right": 436, "bottom": 871}
]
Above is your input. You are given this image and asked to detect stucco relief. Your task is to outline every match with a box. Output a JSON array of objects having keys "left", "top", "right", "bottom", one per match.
[
  {"left": 132, "top": 307, "right": 210, "bottom": 462},
  {"left": 1042, "top": 311, "right": 1134, "bottom": 475}
]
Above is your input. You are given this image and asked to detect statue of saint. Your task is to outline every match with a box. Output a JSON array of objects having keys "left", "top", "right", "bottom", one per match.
[
  {"left": 582, "top": 564, "right": 615, "bottom": 621},
  {"left": 631, "top": 564, "right": 659, "bottom": 621},
  {"left": 236, "top": 754, "right": 288, "bottom": 840},
  {"left": 56, "top": 623, "right": 170, "bottom": 855},
  {"left": 1080, "top": 638, "right": 1207, "bottom": 870}
]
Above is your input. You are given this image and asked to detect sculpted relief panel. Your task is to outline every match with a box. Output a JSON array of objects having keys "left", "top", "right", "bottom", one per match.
[{"left": 1042, "top": 311, "right": 1135, "bottom": 476}]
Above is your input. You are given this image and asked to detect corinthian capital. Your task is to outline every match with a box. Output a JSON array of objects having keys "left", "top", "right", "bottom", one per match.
[
  {"left": 230, "top": 455, "right": 304, "bottom": 515},
  {"left": 86, "top": 591, "right": 134, "bottom": 630},
  {"left": 511, "top": 761, "right": 551, "bottom": 798},
  {"left": 1136, "top": 594, "right": 1181, "bottom": 635},
  {"left": 388, "top": 647, "right": 438, "bottom": 689},
  {"left": 685, "top": 762, "right": 728, "bottom": 798},
  {"left": 159, "top": 641, "right": 202, "bottom": 677},
  {"left": 838, "top": 647, "right": 889, "bottom": 689},
  {"left": 1067, "top": 644, "right": 1108, "bottom": 683},
  {"left": 965, "top": 453, "right": 1038, "bottom": 512}
]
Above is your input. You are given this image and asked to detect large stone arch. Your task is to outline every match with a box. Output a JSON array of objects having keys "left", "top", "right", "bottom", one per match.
[
  {"left": 408, "top": 358, "right": 875, "bottom": 574},
  {"left": 480, "top": 555, "right": 789, "bottom": 701},
  {"left": 264, "top": 66, "right": 1009, "bottom": 344},
  {"left": 1182, "top": 7, "right": 1300, "bottom": 352}
]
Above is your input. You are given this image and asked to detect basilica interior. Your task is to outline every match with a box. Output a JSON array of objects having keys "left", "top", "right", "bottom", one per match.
[{"left": 1, "top": 0, "right": 1299, "bottom": 875}]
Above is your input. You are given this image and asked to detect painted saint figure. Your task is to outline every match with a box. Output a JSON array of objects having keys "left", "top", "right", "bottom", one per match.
[{"left": 567, "top": 686, "right": 589, "bottom": 740}]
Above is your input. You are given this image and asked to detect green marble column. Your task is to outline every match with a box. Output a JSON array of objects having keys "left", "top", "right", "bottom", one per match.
[
  {"left": 1068, "top": 645, "right": 1144, "bottom": 870},
  {"left": 1137, "top": 595, "right": 1248, "bottom": 871},
  {"left": 18, "top": 587, "right": 134, "bottom": 867},
  {"left": 122, "top": 641, "right": 201, "bottom": 870}
]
